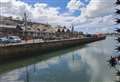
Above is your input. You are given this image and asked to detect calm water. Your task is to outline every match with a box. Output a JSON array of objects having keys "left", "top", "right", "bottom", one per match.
[{"left": 0, "top": 37, "right": 118, "bottom": 82}]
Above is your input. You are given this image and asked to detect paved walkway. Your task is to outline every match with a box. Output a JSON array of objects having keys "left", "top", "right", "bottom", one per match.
[{"left": 0, "top": 38, "right": 83, "bottom": 47}]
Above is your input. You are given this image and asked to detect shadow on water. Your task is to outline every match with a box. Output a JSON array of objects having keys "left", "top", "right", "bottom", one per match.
[{"left": 0, "top": 44, "right": 87, "bottom": 75}]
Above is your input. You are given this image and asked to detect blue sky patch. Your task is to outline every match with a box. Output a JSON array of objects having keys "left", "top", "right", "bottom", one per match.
[{"left": 20, "top": 0, "right": 89, "bottom": 16}]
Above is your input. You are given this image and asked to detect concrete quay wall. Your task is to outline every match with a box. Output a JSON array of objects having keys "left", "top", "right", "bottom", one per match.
[{"left": 0, "top": 36, "right": 106, "bottom": 61}]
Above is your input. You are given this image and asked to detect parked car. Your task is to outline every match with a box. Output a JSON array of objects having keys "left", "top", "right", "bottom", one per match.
[
  {"left": 85, "top": 34, "right": 92, "bottom": 37},
  {"left": 7, "top": 36, "right": 21, "bottom": 43},
  {"left": 0, "top": 37, "right": 9, "bottom": 43}
]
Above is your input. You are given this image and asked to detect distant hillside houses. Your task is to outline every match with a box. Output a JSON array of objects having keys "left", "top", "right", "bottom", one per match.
[
  {"left": 0, "top": 16, "right": 52, "bottom": 31},
  {"left": 0, "top": 16, "right": 71, "bottom": 32},
  {"left": 0, "top": 16, "right": 83, "bottom": 40}
]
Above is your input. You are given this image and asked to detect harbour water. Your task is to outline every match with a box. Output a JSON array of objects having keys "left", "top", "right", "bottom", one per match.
[{"left": 0, "top": 36, "right": 118, "bottom": 82}]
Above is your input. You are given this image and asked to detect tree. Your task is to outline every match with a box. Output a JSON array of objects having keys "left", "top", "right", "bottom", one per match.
[
  {"left": 62, "top": 29, "right": 65, "bottom": 33},
  {"left": 57, "top": 28, "right": 61, "bottom": 32},
  {"left": 108, "top": 1, "right": 120, "bottom": 81},
  {"left": 115, "top": 18, "right": 120, "bottom": 24},
  {"left": 116, "top": 0, "right": 120, "bottom": 5},
  {"left": 116, "top": 9, "right": 120, "bottom": 14},
  {"left": 114, "top": 0, "right": 120, "bottom": 81},
  {"left": 115, "top": 0, "right": 120, "bottom": 53},
  {"left": 16, "top": 24, "right": 23, "bottom": 31},
  {"left": 66, "top": 29, "right": 70, "bottom": 33}
]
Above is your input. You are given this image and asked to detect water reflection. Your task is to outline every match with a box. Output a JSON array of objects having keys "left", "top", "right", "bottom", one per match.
[{"left": 0, "top": 37, "right": 117, "bottom": 82}]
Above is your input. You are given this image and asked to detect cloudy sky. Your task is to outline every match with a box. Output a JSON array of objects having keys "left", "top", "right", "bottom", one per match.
[{"left": 0, "top": 0, "right": 118, "bottom": 33}]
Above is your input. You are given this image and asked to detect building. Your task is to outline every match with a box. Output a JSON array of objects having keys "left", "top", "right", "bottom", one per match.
[{"left": 0, "top": 16, "right": 84, "bottom": 40}]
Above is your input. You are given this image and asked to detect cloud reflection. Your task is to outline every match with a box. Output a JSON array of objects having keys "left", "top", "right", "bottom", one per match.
[{"left": 0, "top": 37, "right": 115, "bottom": 82}]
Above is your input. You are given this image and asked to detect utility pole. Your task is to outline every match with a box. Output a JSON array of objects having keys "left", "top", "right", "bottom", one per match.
[{"left": 24, "top": 12, "right": 27, "bottom": 41}]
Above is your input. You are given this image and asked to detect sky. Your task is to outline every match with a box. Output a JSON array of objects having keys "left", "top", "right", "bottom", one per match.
[{"left": 0, "top": 0, "right": 119, "bottom": 33}]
